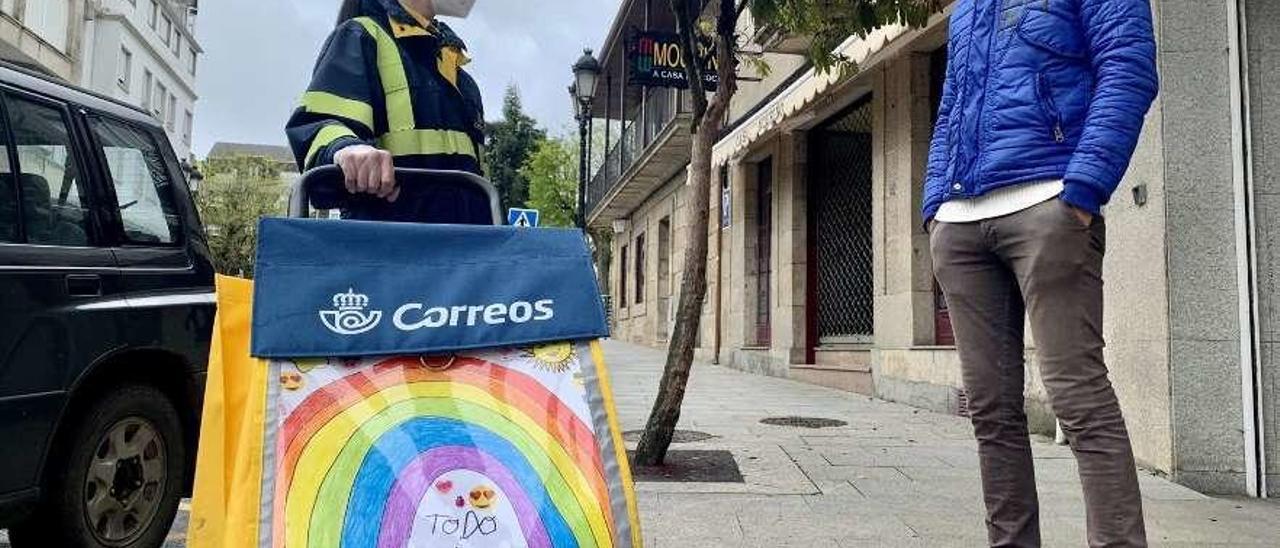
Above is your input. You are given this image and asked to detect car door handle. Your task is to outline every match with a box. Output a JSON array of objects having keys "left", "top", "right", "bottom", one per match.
[{"left": 66, "top": 274, "right": 102, "bottom": 297}]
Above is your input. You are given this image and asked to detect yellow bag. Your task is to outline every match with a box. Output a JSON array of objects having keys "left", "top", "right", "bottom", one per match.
[
  {"left": 188, "top": 276, "right": 269, "bottom": 547},
  {"left": 189, "top": 276, "right": 642, "bottom": 548}
]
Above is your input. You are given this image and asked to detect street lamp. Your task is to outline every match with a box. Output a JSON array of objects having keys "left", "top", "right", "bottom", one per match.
[{"left": 571, "top": 48, "right": 600, "bottom": 229}]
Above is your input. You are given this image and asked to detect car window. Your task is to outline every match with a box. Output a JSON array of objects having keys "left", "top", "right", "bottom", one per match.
[
  {"left": 0, "top": 121, "right": 15, "bottom": 243},
  {"left": 90, "top": 117, "right": 180, "bottom": 244},
  {"left": 8, "top": 95, "right": 91, "bottom": 246}
]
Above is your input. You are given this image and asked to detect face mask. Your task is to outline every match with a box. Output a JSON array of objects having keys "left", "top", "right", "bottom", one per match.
[{"left": 432, "top": 0, "right": 475, "bottom": 18}]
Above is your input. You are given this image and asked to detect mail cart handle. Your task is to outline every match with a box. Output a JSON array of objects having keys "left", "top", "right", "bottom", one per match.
[{"left": 288, "top": 165, "right": 502, "bottom": 224}]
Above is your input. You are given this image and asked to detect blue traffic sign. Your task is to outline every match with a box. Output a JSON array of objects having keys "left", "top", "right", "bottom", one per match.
[{"left": 507, "top": 208, "right": 541, "bottom": 228}]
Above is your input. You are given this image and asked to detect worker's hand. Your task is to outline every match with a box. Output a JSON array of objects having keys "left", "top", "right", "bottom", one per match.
[{"left": 334, "top": 144, "right": 399, "bottom": 202}]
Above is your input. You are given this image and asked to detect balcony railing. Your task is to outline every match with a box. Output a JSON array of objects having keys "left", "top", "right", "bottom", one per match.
[{"left": 586, "top": 88, "right": 688, "bottom": 218}]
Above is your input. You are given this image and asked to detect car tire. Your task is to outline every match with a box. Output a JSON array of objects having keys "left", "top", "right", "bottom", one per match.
[{"left": 10, "top": 384, "right": 185, "bottom": 548}]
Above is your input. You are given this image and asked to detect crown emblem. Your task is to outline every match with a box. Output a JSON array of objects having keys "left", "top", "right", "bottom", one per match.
[
  {"left": 320, "top": 288, "right": 381, "bottom": 336},
  {"left": 333, "top": 288, "right": 370, "bottom": 311}
]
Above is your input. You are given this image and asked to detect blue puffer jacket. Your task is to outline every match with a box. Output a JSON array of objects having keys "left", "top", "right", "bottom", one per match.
[{"left": 923, "top": 0, "right": 1158, "bottom": 221}]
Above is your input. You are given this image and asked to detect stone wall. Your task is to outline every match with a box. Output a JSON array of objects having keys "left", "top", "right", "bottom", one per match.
[
  {"left": 1158, "top": 0, "right": 1249, "bottom": 494},
  {"left": 611, "top": 174, "right": 684, "bottom": 346},
  {"left": 1245, "top": 0, "right": 1280, "bottom": 491}
]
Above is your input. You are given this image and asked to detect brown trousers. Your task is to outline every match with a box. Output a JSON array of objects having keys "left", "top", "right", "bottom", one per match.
[{"left": 930, "top": 198, "right": 1146, "bottom": 547}]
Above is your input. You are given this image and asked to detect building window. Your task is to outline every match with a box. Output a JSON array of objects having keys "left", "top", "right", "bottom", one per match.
[
  {"left": 154, "top": 82, "right": 167, "bottom": 117},
  {"left": 183, "top": 110, "right": 193, "bottom": 143},
  {"left": 619, "top": 245, "right": 629, "bottom": 310},
  {"left": 188, "top": 47, "right": 197, "bottom": 75},
  {"left": 148, "top": 0, "right": 158, "bottom": 28},
  {"left": 118, "top": 46, "right": 133, "bottom": 91},
  {"left": 167, "top": 95, "right": 177, "bottom": 130},
  {"left": 161, "top": 14, "right": 172, "bottom": 46},
  {"left": 22, "top": 0, "right": 70, "bottom": 51},
  {"left": 173, "top": 33, "right": 182, "bottom": 56},
  {"left": 634, "top": 233, "right": 646, "bottom": 305},
  {"left": 142, "top": 69, "right": 153, "bottom": 110}
]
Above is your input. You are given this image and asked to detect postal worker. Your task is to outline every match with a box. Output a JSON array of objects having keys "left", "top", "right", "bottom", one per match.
[{"left": 287, "top": 0, "right": 487, "bottom": 223}]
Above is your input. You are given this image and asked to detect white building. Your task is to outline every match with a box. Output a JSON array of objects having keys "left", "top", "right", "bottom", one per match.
[
  {"left": 0, "top": 1, "right": 200, "bottom": 161},
  {"left": 81, "top": 0, "right": 201, "bottom": 160}
]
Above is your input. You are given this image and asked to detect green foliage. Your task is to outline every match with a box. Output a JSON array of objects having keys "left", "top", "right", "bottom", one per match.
[
  {"left": 750, "top": 0, "right": 943, "bottom": 74},
  {"left": 193, "top": 155, "right": 288, "bottom": 277},
  {"left": 483, "top": 86, "right": 547, "bottom": 210},
  {"left": 520, "top": 136, "right": 578, "bottom": 228}
]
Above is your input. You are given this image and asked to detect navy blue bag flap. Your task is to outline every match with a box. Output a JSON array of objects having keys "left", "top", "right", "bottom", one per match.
[{"left": 250, "top": 218, "right": 609, "bottom": 358}]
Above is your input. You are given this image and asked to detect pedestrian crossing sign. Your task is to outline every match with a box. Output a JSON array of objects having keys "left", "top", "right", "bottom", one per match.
[{"left": 507, "top": 208, "right": 540, "bottom": 228}]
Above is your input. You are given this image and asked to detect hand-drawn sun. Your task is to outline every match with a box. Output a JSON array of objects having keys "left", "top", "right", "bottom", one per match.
[{"left": 526, "top": 342, "right": 576, "bottom": 373}]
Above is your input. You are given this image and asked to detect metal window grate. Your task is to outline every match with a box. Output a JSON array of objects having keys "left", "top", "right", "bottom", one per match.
[{"left": 809, "top": 98, "right": 875, "bottom": 342}]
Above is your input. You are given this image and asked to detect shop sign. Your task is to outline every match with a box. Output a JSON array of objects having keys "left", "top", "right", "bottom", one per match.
[{"left": 627, "top": 30, "right": 719, "bottom": 90}]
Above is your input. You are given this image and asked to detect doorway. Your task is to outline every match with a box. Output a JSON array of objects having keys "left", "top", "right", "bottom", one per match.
[{"left": 807, "top": 97, "right": 875, "bottom": 345}]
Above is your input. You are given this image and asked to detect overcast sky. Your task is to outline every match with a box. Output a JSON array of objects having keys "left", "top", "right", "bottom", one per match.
[{"left": 192, "top": 0, "right": 621, "bottom": 157}]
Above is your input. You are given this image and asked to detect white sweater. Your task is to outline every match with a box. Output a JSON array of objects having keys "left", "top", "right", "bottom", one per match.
[{"left": 935, "top": 180, "right": 1064, "bottom": 223}]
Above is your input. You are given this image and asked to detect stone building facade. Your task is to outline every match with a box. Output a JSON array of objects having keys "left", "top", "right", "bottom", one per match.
[{"left": 584, "top": 0, "right": 1279, "bottom": 497}]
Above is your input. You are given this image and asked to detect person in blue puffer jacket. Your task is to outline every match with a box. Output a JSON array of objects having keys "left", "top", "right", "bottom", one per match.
[{"left": 926, "top": 1, "right": 1157, "bottom": 547}]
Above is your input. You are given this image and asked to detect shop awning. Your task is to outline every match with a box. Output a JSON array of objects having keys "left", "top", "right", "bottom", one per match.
[{"left": 712, "top": 8, "right": 953, "bottom": 167}]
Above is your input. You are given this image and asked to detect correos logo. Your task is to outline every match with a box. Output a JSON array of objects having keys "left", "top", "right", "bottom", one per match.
[
  {"left": 394, "top": 299, "right": 555, "bottom": 330},
  {"left": 320, "top": 288, "right": 557, "bottom": 336},
  {"left": 320, "top": 288, "right": 383, "bottom": 335}
]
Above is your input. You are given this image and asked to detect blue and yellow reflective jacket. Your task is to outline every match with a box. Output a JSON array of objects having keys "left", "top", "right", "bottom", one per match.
[{"left": 286, "top": 0, "right": 486, "bottom": 220}]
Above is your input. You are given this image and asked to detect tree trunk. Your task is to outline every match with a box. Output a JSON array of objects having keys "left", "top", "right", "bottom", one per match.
[
  {"left": 633, "top": 0, "right": 737, "bottom": 467},
  {"left": 633, "top": 116, "right": 719, "bottom": 466}
]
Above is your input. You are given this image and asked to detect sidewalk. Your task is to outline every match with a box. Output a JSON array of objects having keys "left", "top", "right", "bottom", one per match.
[
  {"left": 601, "top": 340, "right": 1280, "bottom": 547},
  {"left": 4, "top": 339, "right": 1276, "bottom": 548}
]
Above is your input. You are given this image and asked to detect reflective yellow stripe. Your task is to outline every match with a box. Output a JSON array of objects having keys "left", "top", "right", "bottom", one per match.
[
  {"left": 300, "top": 91, "right": 374, "bottom": 131},
  {"left": 353, "top": 17, "right": 415, "bottom": 132},
  {"left": 377, "top": 129, "right": 476, "bottom": 158},
  {"left": 306, "top": 124, "right": 357, "bottom": 167}
]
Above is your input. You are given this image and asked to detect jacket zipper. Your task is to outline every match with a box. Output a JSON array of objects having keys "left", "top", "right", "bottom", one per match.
[{"left": 1036, "top": 72, "right": 1066, "bottom": 143}]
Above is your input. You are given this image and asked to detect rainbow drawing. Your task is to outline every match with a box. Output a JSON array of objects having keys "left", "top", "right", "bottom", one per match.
[{"left": 266, "top": 343, "right": 635, "bottom": 548}]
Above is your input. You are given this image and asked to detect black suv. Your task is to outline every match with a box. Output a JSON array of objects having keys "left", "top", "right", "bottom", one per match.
[{"left": 0, "top": 63, "right": 214, "bottom": 547}]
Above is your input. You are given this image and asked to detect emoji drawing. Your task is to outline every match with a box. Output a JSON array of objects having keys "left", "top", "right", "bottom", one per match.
[
  {"left": 435, "top": 480, "right": 453, "bottom": 494},
  {"left": 468, "top": 486, "right": 497, "bottom": 510},
  {"left": 280, "top": 370, "right": 303, "bottom": 391}
]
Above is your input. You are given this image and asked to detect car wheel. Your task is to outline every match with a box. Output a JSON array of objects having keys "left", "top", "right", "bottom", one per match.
[{"left": 10, "top": 384, "right": 185, "bottom": 548}]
